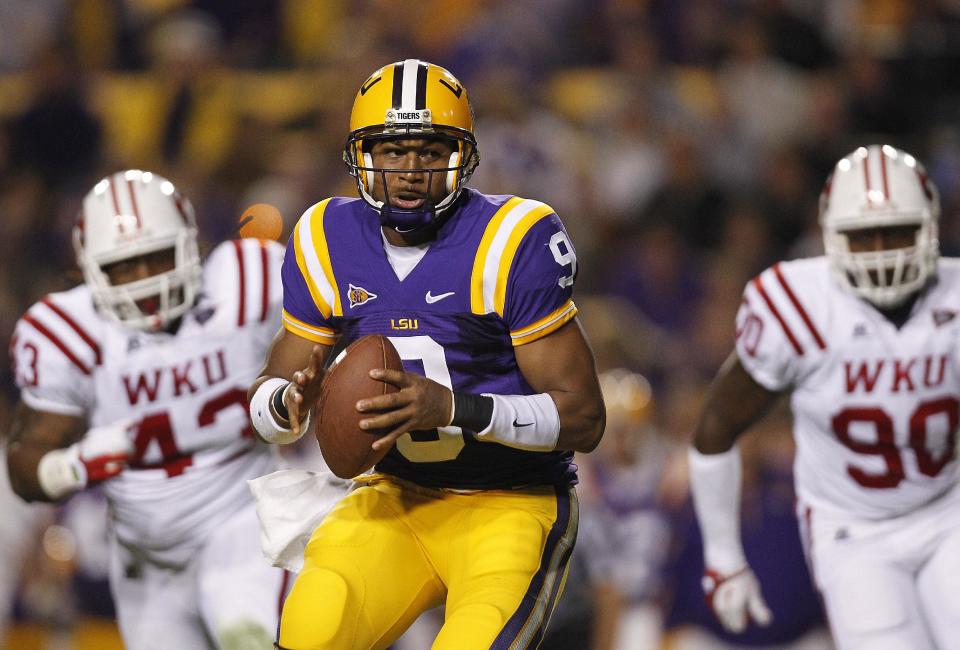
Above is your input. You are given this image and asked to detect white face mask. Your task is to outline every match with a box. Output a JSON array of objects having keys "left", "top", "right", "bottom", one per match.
[{"left": 824, "top": 224, "right": 937, "bottom": 308}]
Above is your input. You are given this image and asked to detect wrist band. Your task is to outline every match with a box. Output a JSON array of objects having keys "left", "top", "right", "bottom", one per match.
[
  {"left": 450, "top": 393, "right": 494, "bottom": 431},
  {"left": 37, "top": 445, "right": 85, "bottom": 500},
  {"left": 251, "top": 378, "right": 306, "bottom": 445},
  {"left": 272, "top": 382, "right": 291, "bottom": 424}
]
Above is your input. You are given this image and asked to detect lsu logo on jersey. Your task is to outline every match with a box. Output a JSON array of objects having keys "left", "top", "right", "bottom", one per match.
[
  {"left": 348, "top": 283, "right": 378, "bottom": 308},
  {"left": 390, "top": 318, "right": 419, "bottom": 330}
]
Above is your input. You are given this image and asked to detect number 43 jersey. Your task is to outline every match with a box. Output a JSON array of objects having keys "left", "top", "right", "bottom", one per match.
[
  {"left": 737, "top": 256, "right": 960, "bottom": 520},
  {"left": 281, "top": 189, "right": 580, "bottom": 490},
  {"left": 11, "top": 239, "right": 284, "bottom": 565}
]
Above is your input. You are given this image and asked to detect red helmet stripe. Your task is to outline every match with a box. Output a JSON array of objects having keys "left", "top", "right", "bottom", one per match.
[
  {"left": 880, "top": 148, "right": 890, "bottom": 201},
  {"left": 127, "top": 177, "right": 143, "bottom": 229},
  {"left": 862, "top": 153, "right": 873, "bottom": 206},
  {"left": 108, "top": 175, "right": 124, "bottom": 232},
  {"left": 173, "top": 194, "right": 190, "bottom": 224}
]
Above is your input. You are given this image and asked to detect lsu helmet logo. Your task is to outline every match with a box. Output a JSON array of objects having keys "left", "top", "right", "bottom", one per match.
[{"left": 348, "top": 283, "right": 378, "bottom": 309}]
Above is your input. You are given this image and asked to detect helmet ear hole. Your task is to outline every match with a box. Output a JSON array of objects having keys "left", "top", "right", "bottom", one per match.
[
  {"left": 446, "top": 151, "right": 460, "bottom": 193},
  {"left": 362, "top": 153, "right": 375, "bottom": 192}
]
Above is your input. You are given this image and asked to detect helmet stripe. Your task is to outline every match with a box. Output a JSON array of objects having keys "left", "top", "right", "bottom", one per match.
[
  {"left": 391, "top": 62, "right": 404, "bottom": 109},
  {"left": 108, "top": 174, "right": 124, "bottom": 231},
  {"left": 415, "top": 61, "right": 428, "bottom": 109},
  {"left": 126, "top": 177, "right": 142, "bottom": 229},
  {"left": 880, "top": 147, "right": 890, "bottom": 200},
  {"left": 400, "top": 58, "right": 420, "bottom": 110},
  {"left": 862, "top": 153, "right": 873, "bottom": 206}
]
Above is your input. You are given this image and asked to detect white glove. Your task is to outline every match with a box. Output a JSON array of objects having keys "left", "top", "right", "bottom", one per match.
[
  {"left": 702, "top": 565, "right": 773, "bottom": 633},
  {"left": 38, "top": 420, "right": 136, "bottom": 499}
]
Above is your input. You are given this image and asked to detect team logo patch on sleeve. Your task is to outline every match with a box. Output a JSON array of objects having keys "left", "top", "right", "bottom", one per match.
[{"left": 348, "top": 284, "right": 378, "bottom": 309}]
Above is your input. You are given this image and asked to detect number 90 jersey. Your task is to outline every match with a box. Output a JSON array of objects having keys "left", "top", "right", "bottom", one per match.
[
  {"left": 281, "top": 189, "right": 579, "bottom": 490},
  {"left": 11, "top": 239, "right": 284, "bottom": 566},
  {"left": 736, "top": 257, "right": 960, "bottom": 519}
]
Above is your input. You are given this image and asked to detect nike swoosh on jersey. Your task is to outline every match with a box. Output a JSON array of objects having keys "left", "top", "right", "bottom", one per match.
[
  {"left": 425, "top": 290, "right": 455, "bottom": 304},
  {"left": 513, "top": 418, "right": 534, "bottom": 428}
]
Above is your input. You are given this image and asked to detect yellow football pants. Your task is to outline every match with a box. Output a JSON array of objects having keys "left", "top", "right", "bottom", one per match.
[{"left": 278, "top": 476, "right": 578, "bottom": 650}]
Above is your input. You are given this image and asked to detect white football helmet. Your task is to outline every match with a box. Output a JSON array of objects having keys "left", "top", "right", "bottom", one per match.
[
  {"left": 73, "top": 170, "right": 202, "bottom": 331},
  {"left": 820, "top": 144, "right": 940, "bottom": 308}
]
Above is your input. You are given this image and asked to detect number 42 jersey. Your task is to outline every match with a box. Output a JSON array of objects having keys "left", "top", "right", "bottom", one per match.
[
  {"left": 281, "top": 189, "right": 580, "bottom": 490},
  {"left": 737, "top": 256, "right": 960, "bottom": 520},
  {"left": 11, "top": 239, "right": 284, "bottom": 566}
]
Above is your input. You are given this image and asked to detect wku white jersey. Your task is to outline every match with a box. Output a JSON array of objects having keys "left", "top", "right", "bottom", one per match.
[
  {"left": 11, "top": 239, "right": 284, "bottom": 565},
  {"left": 737, "top": 256, "right": 960, "bottom": 520}
]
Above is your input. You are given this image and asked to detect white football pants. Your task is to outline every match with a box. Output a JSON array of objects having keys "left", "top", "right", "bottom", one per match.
[
  {"left": 799, "top": 483, "right": 960, "bottom": 650},
  {"left": 109, "top": 503, "right": 288, "bottom": 649}
]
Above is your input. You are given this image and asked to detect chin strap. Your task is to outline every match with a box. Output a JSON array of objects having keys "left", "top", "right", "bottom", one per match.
[{"left": 379, "top": 202, "right": 437, "bottom": 231}]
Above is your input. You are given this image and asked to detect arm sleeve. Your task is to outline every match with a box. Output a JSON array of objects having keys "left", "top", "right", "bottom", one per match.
[
  {"left": 503, "top": 213, "right": 578, "bottom": 345},
  {"left": 688, "top": 445, "right": 747, "bottom": 573}
]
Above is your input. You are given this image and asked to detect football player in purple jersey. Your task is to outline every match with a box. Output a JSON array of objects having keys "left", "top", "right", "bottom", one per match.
[{"left": 248, "top": 59, "right": 605, "bottom": 649}]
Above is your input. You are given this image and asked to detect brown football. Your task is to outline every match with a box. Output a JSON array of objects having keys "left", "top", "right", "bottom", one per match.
[{"left": 315, "top": 334, "right": 403, "bottom": 479}]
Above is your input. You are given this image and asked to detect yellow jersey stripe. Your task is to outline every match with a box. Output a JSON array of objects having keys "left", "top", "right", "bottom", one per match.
[
  {"left": 471, "top": 197, "right": 524, "bottom": 314},
  {"left": 510, "top": 301, "right": 577, "bottom": 346},
  {"left": 493, "top": 204, "right": 555, "bottom": 315},
  {"left": 309, "top": 200, "right": 342, "bottom": 317},
  {"left": 472, "top": 198, "right": 555, "bottom": 315},
  {"left": 282, "top": 310, "right": 337, "bottom": 343},
  {"left": 293, "top": 218, "right": 331, "bottom": 319}
]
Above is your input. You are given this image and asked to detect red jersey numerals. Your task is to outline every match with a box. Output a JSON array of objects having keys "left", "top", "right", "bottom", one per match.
[
  {"left": 831, "top": 396, "right": 959, "bottom": 488},
  {"left": 736, "top": 306, "right": 764, "bottom": 358},
  {"left": 131, "top": 387, "right": 252, "bottom": 477},
  {"left": 14, "top": 341, "right": 40, "bottom": 387}
]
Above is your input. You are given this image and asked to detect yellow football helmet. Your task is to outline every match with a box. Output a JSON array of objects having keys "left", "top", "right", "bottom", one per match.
[{"left": 343, "top": 59, "right": 480, "bottom": 231}]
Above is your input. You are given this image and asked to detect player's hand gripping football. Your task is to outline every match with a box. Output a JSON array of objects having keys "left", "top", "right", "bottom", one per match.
[
  {"left": 357, "top": 369, "right": 453, "bottom": 452},
  {"left": 702, "top": 565, "right": 772, "bottom": 633},
  {"left": 285, "top": 345, "right": 327, "bottom": 435}
]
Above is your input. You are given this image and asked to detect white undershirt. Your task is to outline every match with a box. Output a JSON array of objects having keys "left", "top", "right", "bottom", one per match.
[{"left": 381, "top": 231, "right": 430, "bottom": 281}]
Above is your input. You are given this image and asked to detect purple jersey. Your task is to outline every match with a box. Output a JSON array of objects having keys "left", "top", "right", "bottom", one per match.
[{"left": 281, "top": 189, "right": 579, "bottom": 489}]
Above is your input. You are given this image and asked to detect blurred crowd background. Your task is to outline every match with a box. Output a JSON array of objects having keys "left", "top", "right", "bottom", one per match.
[{"left": 3, "top": 0, "right": 960, "bottom": 648}]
